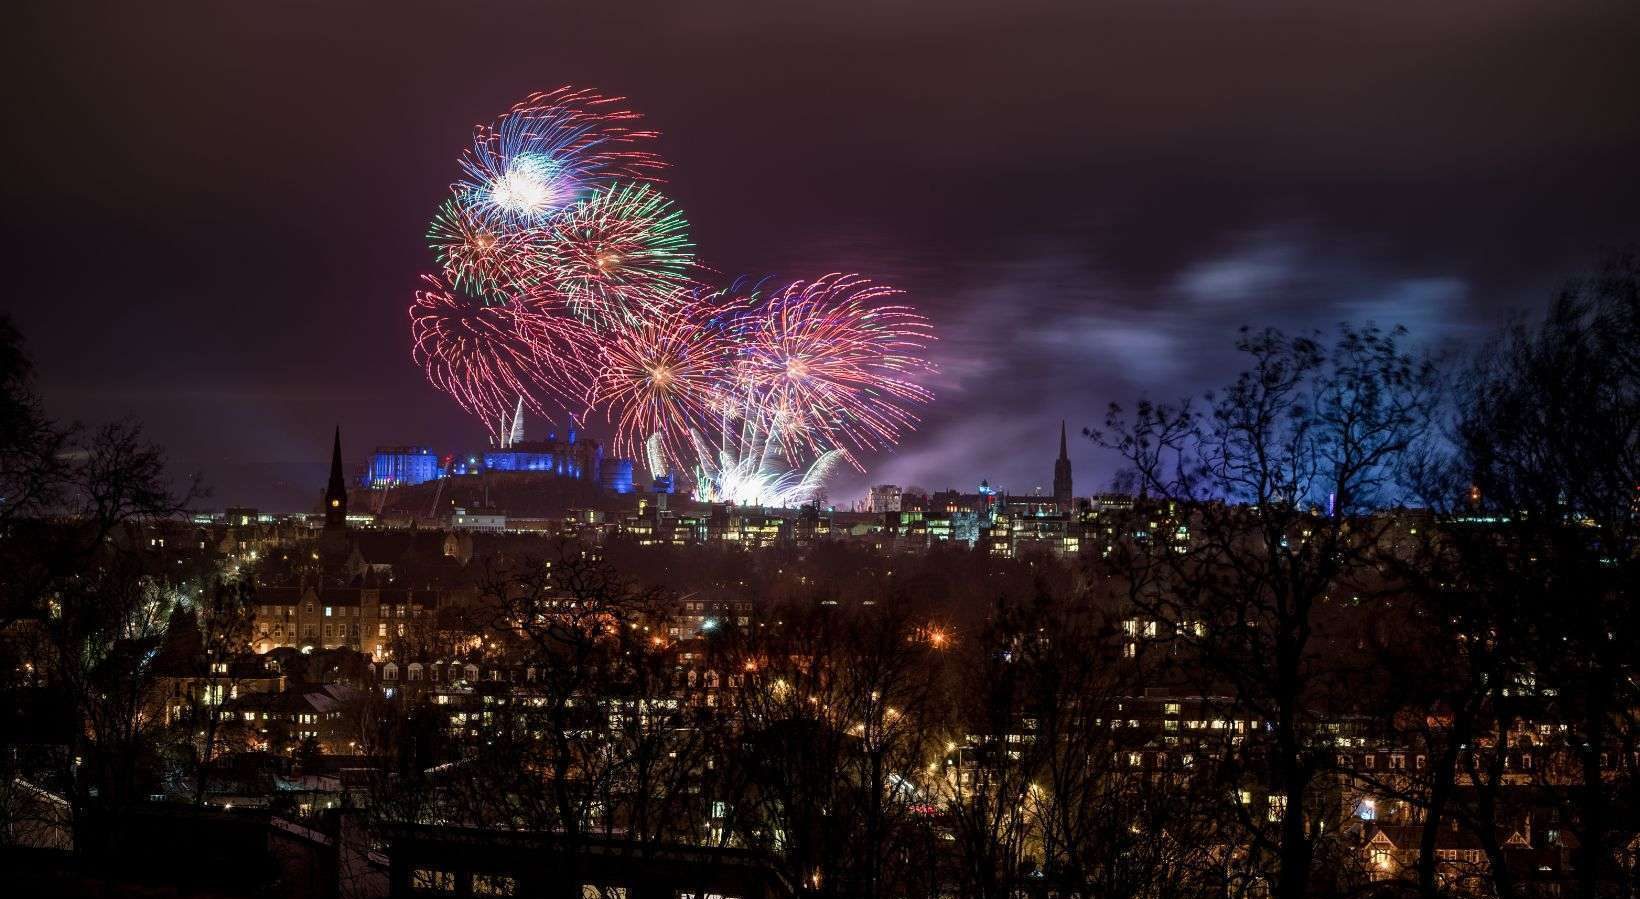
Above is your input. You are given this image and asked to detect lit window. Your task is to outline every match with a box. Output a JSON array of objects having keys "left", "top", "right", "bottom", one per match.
[
  {"left": 475, "top": 874, "right": 517, "bottom": 896},
  {"left": 412, "top": 868, "right": 455, "bottom": 894}
]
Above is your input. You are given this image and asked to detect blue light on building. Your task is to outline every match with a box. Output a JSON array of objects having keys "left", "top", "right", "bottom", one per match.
[
  {"left": 600, "top": 458, "right": 635, "bottom": 494},
  {"left": 484, "top": 447, "right": 583, "bottom": 477},
  {"left": 368, "top": 446, "right": 440, "bottom": 487}
]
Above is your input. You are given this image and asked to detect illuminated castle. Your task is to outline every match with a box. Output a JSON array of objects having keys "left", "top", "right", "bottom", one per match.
[{"left": 364, "top": 401, "right": 635, "bottom": 495}]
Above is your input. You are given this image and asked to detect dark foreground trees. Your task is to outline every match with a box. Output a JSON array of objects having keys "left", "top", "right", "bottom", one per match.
[
  {"left": 0, "top": 315, "right": 203, "bottom": 857},
  {"left": 1092, "top": 324, "right": 1437, "bottom": 899},
  {"left": 1437, "top": 253, "right": 1639, "bottom": 896}
]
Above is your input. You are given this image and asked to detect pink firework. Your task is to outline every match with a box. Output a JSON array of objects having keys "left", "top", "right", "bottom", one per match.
[
  {"left": 410, "top": 274, "right": 595, "bottom": 437},
  {"left": 590, "top": 296, "right": 737, "bottom": 472},
  {"left": 738, "top": 274, "right": 935, "bottom": 467}
]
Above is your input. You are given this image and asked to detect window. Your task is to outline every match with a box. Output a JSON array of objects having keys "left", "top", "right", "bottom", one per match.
[
  {"left": 379, "top": 623, "right": 388, "bottom": 637},
  {"left": 1390, "top": 754, "right": 1406, "bottom": 770},
  {"left": 475, "top": 874, "right": 517, "bottom": 896},
  {"left": 411, "top": 868, "right": 454, "bottom": 894},
  {"left": 325, "top": 606, "right": 333, "bottom": 617}
]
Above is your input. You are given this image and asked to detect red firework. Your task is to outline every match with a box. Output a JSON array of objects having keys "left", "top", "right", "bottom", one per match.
[
  {"left": 738, "top": 273, "right": 936, "bottom": 467},
  {"left": 589, "top": 295, "right": 738, "bottom": 471},
  {"left": 410, "top": 274, "right": 596, "bottom": 437}
]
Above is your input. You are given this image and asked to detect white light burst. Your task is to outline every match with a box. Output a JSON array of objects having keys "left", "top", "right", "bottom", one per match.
[{"left": 691, "top": 408, "right": 841, "bottom": 508}]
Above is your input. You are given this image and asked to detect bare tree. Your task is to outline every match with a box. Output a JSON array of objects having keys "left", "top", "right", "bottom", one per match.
[
  {"left": 1442, "top": 253, "right": 1640, "bottom": 898},
  {"left": 1094, "top": 324, "right": 1437, "bottom": 899}
]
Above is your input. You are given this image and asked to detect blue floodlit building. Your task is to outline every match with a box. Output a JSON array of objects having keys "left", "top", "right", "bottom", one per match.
[
  {"left": 368, "top": 446, "right": 441, "bottom": 487},
  {"left": 600, "top": 458, "right": 635, "bottom": 494},
  {"left": 482, "top": 429, "right": 604, "bottom": 482}
]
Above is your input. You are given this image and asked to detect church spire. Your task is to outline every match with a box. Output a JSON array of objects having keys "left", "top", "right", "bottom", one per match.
[
  {"left": 1053, "top": 419, "right": 1073, "bottom": 513},
  {"left": 324, "top": 425, "right": 348, "bottom": 530}
]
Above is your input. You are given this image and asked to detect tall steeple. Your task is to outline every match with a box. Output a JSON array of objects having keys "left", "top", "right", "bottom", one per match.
[
  {"left": 1053, "top": 419, "right": 1073, "bottom": 513},
  {"left": 324, "top": 425, "right": 348, "bottom": 531}
]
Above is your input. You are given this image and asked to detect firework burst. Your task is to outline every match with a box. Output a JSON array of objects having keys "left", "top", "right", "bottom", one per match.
[
  {"left": 590, "top": 300, "right": 737, "bottom": 471},
  {"left": 411, "top": 89, "right": 937, "bottom": 498},
  {"left": 737, "top": 273, "right": 935, "bottom": 467},
  {"left": 536, "top": 183, "right": 696, "bottom": 327},
  {"left": 426, "top": 195, "right": 537, "bottom": 303},
  {"left": 410, "top": 275, "right": 594, "bottom": 437},
  {"left": 691, "top": 396, "right": 844, "bottom": 508},
  {"left": 457, "top": 87, "right": 665, "bottom": 227}
]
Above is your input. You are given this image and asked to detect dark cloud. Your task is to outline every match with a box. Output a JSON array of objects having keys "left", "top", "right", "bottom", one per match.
[{"left": 3, "top": 0, "right": 1636, "bottom": 509}]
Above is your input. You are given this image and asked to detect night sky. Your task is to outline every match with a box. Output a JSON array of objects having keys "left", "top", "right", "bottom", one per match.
[{"left": 5, "top": 1, "right": 1638, "bottom": 511}]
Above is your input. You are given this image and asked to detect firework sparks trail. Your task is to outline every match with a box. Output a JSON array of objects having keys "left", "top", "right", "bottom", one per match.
[
  {"left": 410, "top": 274, "right": 596, "bottom": 437},
  {"left": 736, "top": 273, "right": 936, "bottom": 469},
  {"left": 456, "top": 87, "right": 665, "bottom": 227},
  {"left": 535, "top": 183, "right": 697, "bottom": 328},
  {"left": 427, "top": 195, "right": 539, "bottom": 303},
  {"left": 590, "top": 298, "right": 738, "bottom": 472},
  {"left": 690, "top": 391, "right": 844, "bottom": 507}
]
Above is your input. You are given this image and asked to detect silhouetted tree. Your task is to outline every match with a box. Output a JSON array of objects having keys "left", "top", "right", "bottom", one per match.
[{"left": 1094, "top": 324, "right": 1437, "bottom": 899}]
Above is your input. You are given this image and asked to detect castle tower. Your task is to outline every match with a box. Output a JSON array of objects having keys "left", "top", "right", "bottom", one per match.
[
  {"left": 324, "top": 426, "right": 348, "bottom": 531},
  {"left": 1052, "top": 420, "right": 1073, "bottom": 513}
]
